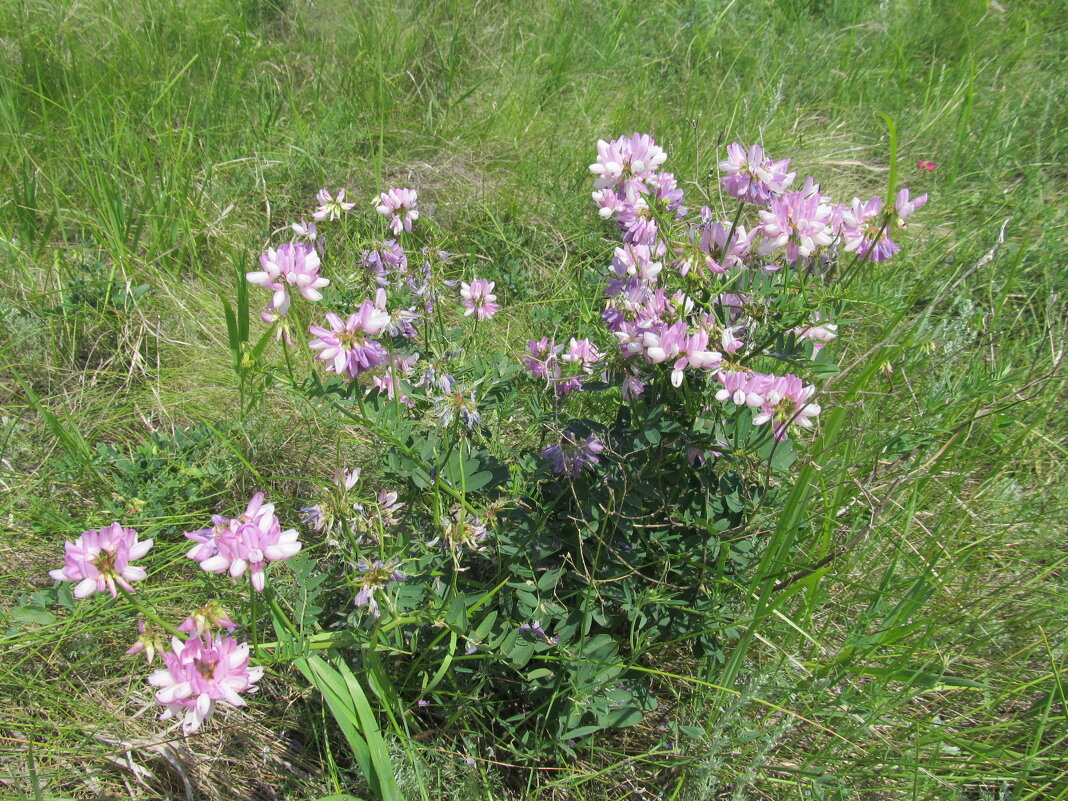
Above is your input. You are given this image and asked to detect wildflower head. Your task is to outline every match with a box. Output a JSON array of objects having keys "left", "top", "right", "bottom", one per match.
[
  {"left": 352, "top": 558, "right": 406, "bottom": 618},
  {"left": 756, "top": 190, "right": 834, "bottom": 264},
  {"left": 50, "top": 522, "right": 153, "bottom": 599},
  {"left": 749, "top": 373, "right": 821, "bottom": 441},
  {"left": 519, "top": 620, "right": 559, "bottom": 644},
  {"left": 621, "top": 372, "right": 645, "bottom": 403},
  {"left": 839, "top": 196, "right": 899, "bottom": 262},
  {"left": 308, "top": 302, "right": 391, "bottom": 380},
  {"left": 335, "top": 468, "right": 361, "bottom": 491},
  {"left": 540, "top": 431, "right": 605, "bottom": 476},
  {"left": 793, "top": 313, "right": 838, "bottom": 355},
  {"left": 590, "top": 132, "right": 668, "bottom": 200},
  {"left": 178, "top": 601, "right": 238, "bottom": 638},
  {"left": 375, "top": 489, "right": 405, "bottom": 527},
  {"left": 375, "top": 187, "right": 419, "bottom": 235},
  {"left": 148, "top": 633, "right": 263, "bottom": 733},
  {"left": 719, "top": 142, "right": 796, "bottom": 205},
  {"left": 365, "top": 239, "right": 407, "bottom": 276},
  {"left": 126, "top": 618, "right": 164, "bottom": 664},
  {"left": 523, "top": 337, "right": 561, "bottom": 380},
  {"left": 184, "top": 493, "right": 302, "bottom": 592},
  {"left": 560, "top": 338, "right": 602, "bottom": 372},
  {"left": 246, "top": 242, "right": 330, "bottom": 317},
  {"left": 460, "top": 278, "right": 500, "bottom": 320},
  {"left": 313, "top": 188, "right": 356, "bottom": 222}
]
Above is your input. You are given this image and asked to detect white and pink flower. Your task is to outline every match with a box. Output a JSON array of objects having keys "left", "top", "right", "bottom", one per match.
[
  {"left": 308, "top": 301, "right": 392, "bottom": 380},
  {"left": 313, "top": 188, "right": 356, "bottom": 222},
  {"left": 49, "top": 522, "right": 153, "bottom": 599},
  {"left": 375, "top": 188, "right": 419, "bottom": 235},
  {"left": 246, "top": 242, "right": 330, "bottom": 318},
  {"left": 460, "top": 278, "right": 499, "bottom": 320},
  {"left": 185, "top": 493, "right": 301, "bottom": 592},
  {"left": 149, "top": 633, "right": 263, "bottom": 733}
]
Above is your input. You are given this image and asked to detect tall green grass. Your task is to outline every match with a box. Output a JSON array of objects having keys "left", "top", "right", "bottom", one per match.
[{"left": 1, "top": 0, "right": 1065, "bottom": 798}]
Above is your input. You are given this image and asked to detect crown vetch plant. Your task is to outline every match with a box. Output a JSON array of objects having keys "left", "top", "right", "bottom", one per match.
[
  {"left": 185, "top": 492, "right": 302, "bottom": 592},
  {"left": 42, "top": 138, "right": 929, "bottom": 778},
  {"left": 148, "top": 633, "right": 263, "bottom": 733},
  {"left": 49, "top": 523, "right": 153, "bottom": 599}
]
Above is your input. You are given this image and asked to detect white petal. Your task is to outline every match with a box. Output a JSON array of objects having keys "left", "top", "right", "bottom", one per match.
[
  {"left": 129, "top": 539, "right": 153, "bottom": 559},
  {"left": 200, "top": 555, "right": 230, "bottom": 573}
]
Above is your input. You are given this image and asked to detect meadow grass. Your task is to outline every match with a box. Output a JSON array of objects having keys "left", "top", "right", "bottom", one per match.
[{"left": 0, "top": 0, "right": 1065, "bottom": 798}]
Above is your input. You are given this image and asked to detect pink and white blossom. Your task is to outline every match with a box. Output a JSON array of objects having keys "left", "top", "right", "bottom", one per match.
[
  {"left": 839, "top": 196, "right": 899, "bottom": 262},
  {"left": 49, "top": 523, "right": 153, "bottom": 599},
  {"left": 308, "top": 301, "right": 392, "bottom": 379},
  {"left": 185, "top": 493, "right": 301, "bottom": 593},
  {"left": 757, "top": 190, "right": 834, "bottom": 264},
  {"left": 719, "top": 143, "right": 796, "bottom": 205},
  {"left": 684, "top": 218, "right": 751, "bottom": 276},
  {"left": 589, "top": 133, "right": 668, "bottom": 201},
  {"left": 313, "top": 188, "right": 356, "bottom": 222},
  {"left": 246, "top": 242, "right": 330, "bottom": 317},
  {"left": 460, "top": 278, "right": 500, "bottom": 320},
  {"left": 148, "top": 633, "right": 263, "bottom": 733},
  {"left": 290, "top": 218, "right": 325, "bottom": 255},
  {"left": 523, "top": 337, "right": 561, "bottom": 380},
  {"left": 716, "top": 371, "right": 820, "bottom": 441},
  {"left": 375, "top": 188, "right": 419, "bottom": 235}
]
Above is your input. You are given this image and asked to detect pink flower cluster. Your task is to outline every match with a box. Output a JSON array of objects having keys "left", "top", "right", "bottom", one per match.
[
  {"left": 581, "top": 134, "right": 850, "bottom": 442},
  {"left": 375, "top": 187, "right": 419, "bottom": 235},
  {"left": 584, "top": 134, "right": 931, "bottom": 431},
  {"left": 599, "top": 242, "right": 726, "bottom": 389},
  {"left": 590, "top": 132, "right": 683, "bottom": 246},
  {"left": 49, "top": 522, "right": 153, "bottom": 599},
  {"left": 590, "top": 133, "right": 668, "bottom": 202},
  {"left": 836, "top": 187, "right": 928, "bottom": 263},
  {"left": 185, "top": 493, "right": 302, "bottom": 592},
  {"left": 756, "top": 185, "right": 835, "bottom": 266},
  {"left": 716, "top": 371, "right": 820, "bottom": 441},
  {"left": 47, "top": 517, "right": 266, "bottom": 734},
  {"left": 523, "top": 337, "right": 603, "bottom": 397},
  {"left": 460, "top": 278, "right": 499, "bottom": 320},
  {"left": 148, "top": 633, "right": 263, "bottom": 733},
  {"left": 715, "top": 144, "right": 931, "bottom": 267},
  {"left": 314, "top": 188, "right": 356, "bottom": 222},
  {"left": 246, "top": 242, "right": 330, "bottom": 321},
  {"left": 718, "top": 142, "right": 796, "bottom": 205},
  {"left": 308, "top": 301, "right": 391, "bottom": 380}
]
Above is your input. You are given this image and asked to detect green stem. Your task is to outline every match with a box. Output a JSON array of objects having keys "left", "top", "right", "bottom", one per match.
[{"left": 116, "top": 585, "right": 183, "bottom": 638}]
